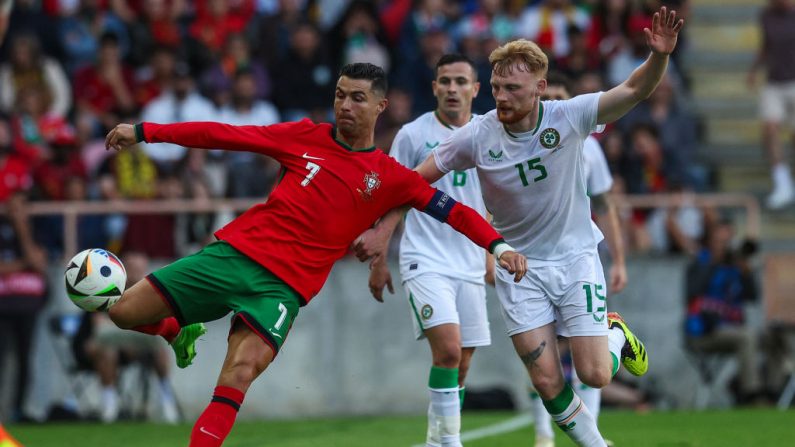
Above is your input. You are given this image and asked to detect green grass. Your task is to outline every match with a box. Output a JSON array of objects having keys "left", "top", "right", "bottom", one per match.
[{"left": 6, "top": 409, "right": 794, "bottom": 446}]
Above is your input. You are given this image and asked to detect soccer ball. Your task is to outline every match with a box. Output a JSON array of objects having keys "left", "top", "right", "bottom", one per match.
[{"left": 65, "top": 248, "right": 127, "bottom": 312}]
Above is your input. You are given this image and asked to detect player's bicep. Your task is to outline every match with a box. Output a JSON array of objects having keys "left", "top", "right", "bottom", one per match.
[
  {"left": 597, "top": 83, "right": 640, "bottom": 125},
  {"left": 416, "top": 154, "right": 446, "bottom": 184}
]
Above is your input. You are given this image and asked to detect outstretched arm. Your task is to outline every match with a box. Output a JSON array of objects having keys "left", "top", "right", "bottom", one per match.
[
  {"left": 597, "top": 6, "right": 684, "bottom": 124},
  {"left": 105, "top": 121, "right": 295, "bottom": 157}
]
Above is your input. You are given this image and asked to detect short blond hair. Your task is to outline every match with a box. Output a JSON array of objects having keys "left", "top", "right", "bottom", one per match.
[{"left": 488, "top": 39, "right": 548, "bottom": 77}]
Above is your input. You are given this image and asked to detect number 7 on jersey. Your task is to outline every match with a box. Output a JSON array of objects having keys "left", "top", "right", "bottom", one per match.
[{"left": 302, "top": 161, "right": 321, "bottom": 186}]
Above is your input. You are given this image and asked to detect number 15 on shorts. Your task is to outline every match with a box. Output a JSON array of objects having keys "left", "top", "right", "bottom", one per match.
[{"left": 582, "top": 283, "right": 606, "bottom": 323}]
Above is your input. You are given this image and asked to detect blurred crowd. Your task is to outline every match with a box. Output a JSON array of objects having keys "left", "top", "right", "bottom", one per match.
[{"left": 0, "top": 0, "right": 706, "bottom": 260}]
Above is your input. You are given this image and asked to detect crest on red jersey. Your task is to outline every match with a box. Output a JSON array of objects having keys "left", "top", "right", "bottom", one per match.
[{"left": 357, "top": 171, "right": 381, "bottom": 201}]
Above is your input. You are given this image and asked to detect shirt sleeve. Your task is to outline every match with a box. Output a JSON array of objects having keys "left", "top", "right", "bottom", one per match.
[
  {"left": 432, "top": 121, "right": 477, "bottom": 174},
  {"left": 583, "top": 136, "right": 613, "bottom": 196},
  {"left": 389, "top": 127, "right": 419, "bottom": 168},
  {"left": 139, "top": 120, "right": 308, "bottom": 162},
  {"left": 563, "top": 92, "right": 603, "bottom": 138}
]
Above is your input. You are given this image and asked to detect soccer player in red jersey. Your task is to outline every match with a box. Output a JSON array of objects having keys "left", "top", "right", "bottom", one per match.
[{"left": 103, "top": 63, "right": 527, "bottom": 447}]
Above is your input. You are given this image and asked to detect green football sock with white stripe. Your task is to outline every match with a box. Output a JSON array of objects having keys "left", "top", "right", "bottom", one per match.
[
  {"left": 543, "top": 384, "right": 606, "bottom": 447},
  {"left": 429, "top": 366, "right": 461, "bottom": 447}
]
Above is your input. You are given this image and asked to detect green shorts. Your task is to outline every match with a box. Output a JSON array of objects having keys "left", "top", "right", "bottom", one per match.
[{"left": 147, "top": 241, "right": 301, "bottom": 355}]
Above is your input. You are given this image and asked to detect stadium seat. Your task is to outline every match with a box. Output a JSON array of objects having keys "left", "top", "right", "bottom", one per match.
[
  {"left": 763, "top": 254, "right": 795, "bottom": 410},
  {"left": 685, "top": 340, "right": 739, "bottom": 409}
]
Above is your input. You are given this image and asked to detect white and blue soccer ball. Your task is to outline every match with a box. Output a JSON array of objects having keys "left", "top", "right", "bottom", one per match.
[{"left": 64, "top": 248, "right": 127, "bottom": 312}]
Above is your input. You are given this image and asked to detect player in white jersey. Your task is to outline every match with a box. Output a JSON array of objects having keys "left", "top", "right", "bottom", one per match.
[
  {"left": 357, "top": 7, "right": 682, "bottom": 447},
  {"left": 368, "top": 54, "right": 488, "bottom": 447},
  {"left": 528, "top": 73, "right": 627, "bottom": 447}
]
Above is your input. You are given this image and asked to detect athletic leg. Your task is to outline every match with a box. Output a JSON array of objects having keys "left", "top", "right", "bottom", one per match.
[
  {"left": 513, "top": 325, "right": 606, "bottom": 447},
  {"left": 190, "top": 320, "right": 274, "bottom": 447},
  {"left": 426, "top": 323, "right": 463, "bottom": 447}
]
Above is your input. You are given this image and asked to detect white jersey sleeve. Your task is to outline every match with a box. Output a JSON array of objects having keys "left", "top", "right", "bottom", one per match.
[
  {"left": 433, "top": 121, "right": 477, "bottom": 174},
  {"left": 563, "top": 92, "right": 603, "bottom": 138},
  {"left": 583, "top": 135, "right": 613, "bottom": 196}
]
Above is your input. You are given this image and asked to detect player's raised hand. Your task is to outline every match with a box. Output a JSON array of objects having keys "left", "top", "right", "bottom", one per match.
[
  {"left": 105, "top": 123, "right": 137, "bottom": 151},
  {"left": 645, "top": 6, "right": 684, "bottom": 55},
  {"left": 498, "top": 251, "right": 527, "bottom": 283},
  {"left": 368, "top": 257, "right": 394, "bottom": 303}
]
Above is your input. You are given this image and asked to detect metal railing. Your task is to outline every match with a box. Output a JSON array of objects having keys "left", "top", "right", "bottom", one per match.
[{"left": 6, "top": 192, "right": 761, "bottom": 259}]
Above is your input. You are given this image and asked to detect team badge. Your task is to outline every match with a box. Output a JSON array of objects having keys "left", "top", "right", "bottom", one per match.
[
  {"left": 357, "top": 171, "right": 382, "bottom": 201},
  {"left": 488, "top": 149, "right": 503, "bottom": 162},
  {"left": 421, "top": 304, "right": 433, "bottom": 320},
  {"left": 539, "top": 128, "right": 561, "bottom": 149}
]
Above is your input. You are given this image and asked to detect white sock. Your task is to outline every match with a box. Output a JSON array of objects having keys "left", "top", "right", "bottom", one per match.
[
  {"left": 530, "top": 389, "right": 554, "bottom": 440},
  {"left": 607, "top": 328, "right": 626, "bottom": 375},
  {"left": 430, "top": 388, "right": 461, "bottom": 447},
  {"left": 572, "top": 371, "right": 602, "bottom": 421},
  {"left": 426, "top": 402, "right": 441, "bottom": 447},
  {"left": 544, "top": 384, "right": 606, "bottom": 447},
  {"left": 100, "top": 386, "right": 119, "bottom": 423},
  {"left": 773, "top": 163, "right": 794, "bottom": 189}
]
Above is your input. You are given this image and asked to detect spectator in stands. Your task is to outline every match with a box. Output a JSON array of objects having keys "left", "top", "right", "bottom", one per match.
[
  {"left": 72, "top": 251, "right": 179, "bottom": 423},
  {"left": 253, "top": 0, "right": 308, "bottom": 68},
  {"left": 374, "top": 87, "right": 412, "bottom": 152},
  {"left": 748, "top": 0, "right": 795, "bottom": 209},
  {"left": 1, "top": 0, "right": 61, "bottom": 60},
  {"left": 586, "top": 0, "right": 632, "bottom": 61},
  {"left": 187, "top": 0, "right": 255, "bottom": 71},
  {"left": 125, "top": 0, "right": 186, "bottom": 68},
  {"left": 685, "top": 217, "right": 763, "bottom": 402},
  {"left": 73, "top": 31, "right": 137, "bottom": 137},
  {"left": 554, "top": 25, "right": 603, "bottom": 81},
  {"left": 0, "top": 116, "right": 33, "bottom": 202},
  {"left": 0, "top": 192, "right": 48, "bottom": 422},
  {"left": 453, "top": 0, "right": 515, "bottom": 44},
  {"left": 397, "top": 0, "right": 451, "bottom": 65},
  {"left": 134, "top": 46, "right": 177, "bottom": 108},
  {"left": 395, "top": 27, "right": 451, "bottom": 117},
  {"left": 200, "top": 33, "right": 272, "bottom": 108},
  {"left": 515, "top": 0, "right": 592, "bottom": 58},
  {"left": 329, "top": 1, "right": 391, "bottom": 73},
  {"left": 0, "top": 32, "right": 71, "bottom": 118},
  {"left": 140, "top": 61, "right": 216, "bottom": 175},
  {"left": 57, "top": 0, "right": 129, "bottom": 73},
  {"left": 272, "top": 21, "right": 334, "bottom": 122},
  {"left": 617, "top": 73, "right": 703, "bottom": 189},
  {"left": 218, "top": 67, "right": 281, "bottom": 198}
]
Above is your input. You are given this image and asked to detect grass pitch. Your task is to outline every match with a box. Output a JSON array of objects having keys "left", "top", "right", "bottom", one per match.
[{"left": 6, "top": 408, "right": 793, "bottom": 446}]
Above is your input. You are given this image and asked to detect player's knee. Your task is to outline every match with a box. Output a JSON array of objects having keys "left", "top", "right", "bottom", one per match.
[
  {"left": 432, "top": 344, "right": 461, "bottom": 369},
  {"left": 577, "top": 367, "right": 611, "bottom": 389},
  {"left": 223, "top": 358, "right": 262, "bottom": 389},
  {"left": 108, "top": 300, "right": 134, "bottom": 329}
]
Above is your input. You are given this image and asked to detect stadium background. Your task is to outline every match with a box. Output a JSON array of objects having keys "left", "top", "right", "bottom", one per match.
[{"left": 1, "top": 0, "right": 794, "bottom": 439}]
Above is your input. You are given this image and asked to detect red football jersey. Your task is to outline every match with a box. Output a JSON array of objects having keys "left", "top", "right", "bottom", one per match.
[{"left": 141, "top": 120, "right": 500, "bottom": 302}]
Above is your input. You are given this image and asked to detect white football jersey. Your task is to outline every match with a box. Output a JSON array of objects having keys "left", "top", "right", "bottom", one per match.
[
  {"left": 391, "top": 111, "right": 487, "bottom": 283},
  {"left": 434, "top": 93, "right": 605, "bottom": 266},
  {"left": 583, "top": 135, "right": 613, "bottom": 196}
]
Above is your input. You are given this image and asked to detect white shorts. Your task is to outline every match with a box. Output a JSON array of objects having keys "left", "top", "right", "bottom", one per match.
[
  {"left": 495, "top": 253, "right": 609, "bottom": 338},
  {"left": 760, "top": 81, "right": 795, "bottom": 128},
  {"left": 403, "top": 273, "right": 491, "bottom": 348}
]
